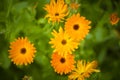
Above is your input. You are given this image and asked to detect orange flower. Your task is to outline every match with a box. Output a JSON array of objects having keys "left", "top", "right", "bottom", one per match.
[
  {"left": 51, "top": 52, "right": 75, "bottom": 75},
  {"left": 110, "top": 12, "right": 119, "bottom": 25},
  {"left": 68, "top": 60, "right": 100, "bottom": 80},
  {"left": 44, "top": 0, "right": 69, "bottom": 24},
  {"left": 49, "top": 27, "right": 79, "bottom": 56},
  {"left": 70, "top": 2, "right": 80, "bottom": 10},
  {"left": 65, "top": 13, "right": 91, "bottom": 41},
  {"left": 9, "top": 37, "right": 36, "bottom": 65}
]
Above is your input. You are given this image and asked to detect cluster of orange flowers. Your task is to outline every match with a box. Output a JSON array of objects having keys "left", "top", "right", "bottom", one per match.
[
  {"left": 44, "top": 0, "right": 100, "bottom": 80},
  {"left": 8, "top": 0, "right": 100, "bottom": 80}
]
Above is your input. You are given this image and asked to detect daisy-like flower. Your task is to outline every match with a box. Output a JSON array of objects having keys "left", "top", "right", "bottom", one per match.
[
  {"left": 110, "top": 12, "right": 119, "bottom": 25},
  {"left": 44, "top": 0, "right": 69, "bottom": 24},
  {"left": 65, "top": 13, "right": 91, "bottom": 41},
  {"left": 9, "top": 37, "right": 36, "bottom": 66},
  {"left": 68, "top": 60, "right": 100, "bottom": 80},
  {"left": 70, "top": 2, "right": 80, "bottom": 10},
  {"left": 49, "top": 27, "right": 79, "bottom": 56},
  {"left": 51, "top": 52, "right": 75, "bottom": 75}
]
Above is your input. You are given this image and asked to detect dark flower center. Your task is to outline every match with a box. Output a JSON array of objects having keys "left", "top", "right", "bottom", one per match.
[
  {"left": 61, "top": 39, "right": 67, "bottom": 45},
  {"left": 55, "top": 13, "right": 59, "bottom": 16},
  {"left": 60, "top": 57, "right": 66, "bottom": 63},
  {"left": 73, "top": 24, "right": 79, "bottom": 30},
  {"left": 81, "top": 72, "right": 84, "bottom": 75},
  {"left": 20, "top": 48, "right": 26, "bottom": 54},
  {"left": 55, "top": 0, "right": 57, "bottom": 3}
]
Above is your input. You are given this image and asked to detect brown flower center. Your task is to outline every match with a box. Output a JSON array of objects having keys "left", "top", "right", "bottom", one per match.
[
  {"left": 73, "top": 24, "right": 79, "bottom": 30},
  {"left": 81, "top": 72, "right": 84, "bottom": 75},
  {"left": 55, "top": 0, "right": 57, "bottom": 3},
  {"left": 61, "top": 39, "right": 67, "bottom": 45},
  {"left": 55, "top": 13, "right": 59, "bottom": 16},
  {"left": 20, "top": 48, "right": 26, "bottom": 54},
  {"left": 60, "top": 57, "right": 66, "bottom": 63}
]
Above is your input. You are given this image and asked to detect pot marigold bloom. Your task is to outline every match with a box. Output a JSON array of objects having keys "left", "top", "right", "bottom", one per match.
[
  {"left": 9, "top": 37, "right": 36, "bottom": 66},
  {"left": 70, "top": 2, "right": 80, "bottom": 10},
  {"left": 51, "top": 52, "right": 75, "bottom": 75},
  {"left": 68, "top": 60, "right": 100, "bottom": 80},
  {"left": 65, "top": 13, "right": 91, "bottom": 41},
  {"left": 110, "top": 12, "right": 119, "bottom": 25},
  {"left": 49, "top": 27, "right": 79, "bottom": 56},
  {"left": 44, "top": 0, "right": 69, "bottom": 24}
]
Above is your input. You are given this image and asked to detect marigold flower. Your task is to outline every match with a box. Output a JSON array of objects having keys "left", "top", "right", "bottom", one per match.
[
  {"left": 70, "top": 2, "right": 80, "bottom": 10},
  {"left": 110, "top": 12, "right": 119, "bottom": 25},
  {"left": 51, "top": 52, "right": 75, "bottom": 75},
  {"left": 49, "top": 27, "right": 79, "bottom": 56},
  {"left": 68, "top": 60, "right": 100, "bottom": 80},
  {"left": 9, "top": 37, "right": 36, "bottom": 65},
  {"left": 44, "top": 0, "right": 69, "bottom": 24},
  {"left": 65, "top": 13, "right": 91, "bottom": 41}
]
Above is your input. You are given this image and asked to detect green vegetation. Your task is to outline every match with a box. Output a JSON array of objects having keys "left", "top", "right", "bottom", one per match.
[{"left": 0, "top": 0, "right": 120, "bottom": 80}]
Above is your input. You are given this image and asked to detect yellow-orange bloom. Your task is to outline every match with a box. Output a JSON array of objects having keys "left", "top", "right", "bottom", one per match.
[
  {"left": 68, "top": 60, "right": 100, "bottom": 80},
  {"left": 49, "top": 27, "right": 79, "bottom": 56},
  {"left": 110, "top": 12, "right": 119, "bottom": 25},
  {"left": 9, "top": 37, "right": 36, "bottom": 65},
  {"left": 44, "top": 0, "right": 69, "bottom": 24},
  {"left": 65, "top": 13, "right": 91, "bottom": 41},
  {"left": 51, "top": 52, "right": 75, "bottom": 75},
  {"left": 70, "top": 2, "right": 80, "bottom": 10}
]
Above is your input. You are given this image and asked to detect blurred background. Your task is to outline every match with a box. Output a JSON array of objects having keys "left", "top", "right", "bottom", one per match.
[{"left": 0, "top": 0, "right": 120, "bottom": 80}]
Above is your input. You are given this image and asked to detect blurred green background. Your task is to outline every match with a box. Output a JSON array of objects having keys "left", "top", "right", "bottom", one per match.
[{"left": 0, "top": 0, "right": 120, "bottom": 80}]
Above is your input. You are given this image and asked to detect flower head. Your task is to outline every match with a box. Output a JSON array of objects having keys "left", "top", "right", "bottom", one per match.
[
  {"left": 110, "top": 12, "right": 119, "bottom": 25},
  {"left": 9, "top": 37, "right": 36, "bottom": 65},
  {"left": 70, "top": 2, "right": 80, "bottom": 10},
  {"left": 68, "top": 60, "right": 100, "bottom": 80},
  {"left": 49, "top": 27, "right": 79, "bottom": 56},
  {"left": 44, "top": 0, "right": 69, "bottom": 24},
  {"left": 51, "top": 52, "right": 75, "bottom": 75},
  {"left": 65, "top": 13, "right": 91, "bottom": 41}
]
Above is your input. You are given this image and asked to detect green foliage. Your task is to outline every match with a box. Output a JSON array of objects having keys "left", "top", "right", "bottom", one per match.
[{"left": 0, "top": 0, "right": 120, "bottom": 80}]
